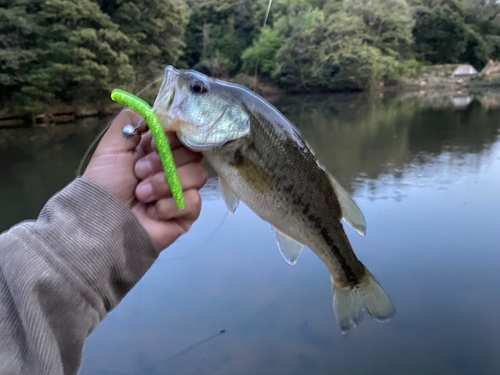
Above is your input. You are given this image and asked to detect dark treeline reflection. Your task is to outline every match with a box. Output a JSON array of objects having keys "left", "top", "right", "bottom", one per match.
[
  {"left": 2, "top": 93, "right": 500, "bottom": 231},
  {"left": 271, "top": 93, "right": 500, "bottom": 196},
  {"left": 0, "top": 118, "right": 108, "bottom": 231}
]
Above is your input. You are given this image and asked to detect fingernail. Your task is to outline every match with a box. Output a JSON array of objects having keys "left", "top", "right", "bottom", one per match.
[
  {"left": 136, "top": 160, "right": 152, "bottom": 177},
  {"left": 137, "top": 183, "right": 153, "bottom": 201}
]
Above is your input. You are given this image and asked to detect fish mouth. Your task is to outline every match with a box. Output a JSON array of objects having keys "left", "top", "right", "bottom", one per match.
[
  {"left": 164, "top": 65, "right": 179, "bottom": 90},
  {"left": 153, "top": 66, "right": 179, "bottom": 115}
]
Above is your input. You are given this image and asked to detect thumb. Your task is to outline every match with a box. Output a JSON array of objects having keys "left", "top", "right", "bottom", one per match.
[
  {"left": 98, "top": 109, "right": 149, "bottom": 154},
  {"left": 83, "top": 108, "right": 150, "bottom": 205}
]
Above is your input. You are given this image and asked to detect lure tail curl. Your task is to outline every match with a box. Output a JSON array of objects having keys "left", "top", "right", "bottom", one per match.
[{"left": 111, "top": 88, "right": 185, "bottom": 210}]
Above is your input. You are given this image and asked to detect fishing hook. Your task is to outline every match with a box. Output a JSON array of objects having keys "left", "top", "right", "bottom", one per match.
[{"left": 122, "top": 108, "right": 158, "bottom": 138}]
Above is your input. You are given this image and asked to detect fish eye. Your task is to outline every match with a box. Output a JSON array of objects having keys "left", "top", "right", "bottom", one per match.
[{"left": 190, "top": 80, "right": 207, "bottom": 94}]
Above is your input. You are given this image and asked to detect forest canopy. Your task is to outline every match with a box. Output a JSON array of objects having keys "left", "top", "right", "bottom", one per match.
[{"left": 1, "top": 0, "right": 500, "bottom": 114}]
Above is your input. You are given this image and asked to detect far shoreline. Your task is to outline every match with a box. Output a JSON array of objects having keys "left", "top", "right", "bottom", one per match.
[{"left": 3, "top": 63, "right": 500, "bottom": 128}]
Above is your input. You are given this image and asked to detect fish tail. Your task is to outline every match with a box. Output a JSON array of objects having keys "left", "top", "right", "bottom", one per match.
[{"left": 332, "top": 267, "right": 395, "bottom": 333}]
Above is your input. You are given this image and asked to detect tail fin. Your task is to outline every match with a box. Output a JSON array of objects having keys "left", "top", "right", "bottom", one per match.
[{"left": 332, "top": 270, "right": 395, "bottom": 333}]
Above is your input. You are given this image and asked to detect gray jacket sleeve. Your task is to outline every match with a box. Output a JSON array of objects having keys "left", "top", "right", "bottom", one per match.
[{"left": 0, "top": 178, "right": 159, "bottom": 375}]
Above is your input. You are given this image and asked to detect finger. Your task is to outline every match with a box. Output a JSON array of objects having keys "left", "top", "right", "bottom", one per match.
[
  {"left": 147, "top": 189, "right": 202, "bottom": 222},
  {"left": 135, "top": 146, "right": 203, "bottom": 179},
  {"left": 131, "top": 205, "right": 192, "bottom": 251},
  {"left": 138, "top": 130, "right": 183, "bottom": 156},
  {"left": 98, "top": 109, "right": 148, "bottom": 153},
  {"left": 136, "top": 131, "right": 153, "bottom": 158},
  {"left": 136, "top": 163, "right": 208, "bottom": 203}
]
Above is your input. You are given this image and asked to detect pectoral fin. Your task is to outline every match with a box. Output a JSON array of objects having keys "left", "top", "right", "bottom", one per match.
[
  {"left": 219, "top": 176, "right": 239, "bottom": 215},
  {"left": 233, "top": 157, "right": 275, "bottom": 193},
  {"left": 326, "top": 173, "right": 366, "bottom": 236},
  {"left": 274, "top": 228, "right": 304, "bottom": 265},
  {"left": 199, "top": 177, "right": 222, "bottom": 201}
]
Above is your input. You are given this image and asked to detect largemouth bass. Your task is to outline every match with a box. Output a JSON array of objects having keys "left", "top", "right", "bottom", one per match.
[{"left": 154, "top": 66, "right": 395, "bottom": 332}]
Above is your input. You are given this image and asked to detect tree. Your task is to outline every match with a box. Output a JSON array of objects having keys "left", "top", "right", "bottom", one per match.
[
  {"left": 32, "top": 0, "right": 135, "bottom": 107},
  {"left": 241, "top": 27, "right": 281, "bottom": 76},
  {"left": 268, "top": 4, "right": 402, "bottom": 91},
  {"left": 463, "top": 0, "right": 500, "bottom": 36},
  {"left": 460, "top": 26, "right": 490, "bottom": 70},
  {"left": 344, "top": 0, "right": 415, "bottom": 57},
  {"left": 99, "top": 0, "right": 189, "bottom": 82},
  {"left": 0, "top": 0, "right": 44, "bottom": 110},
  {"left": 463, "top": 0, "right": 500, "bottom": 62},
  {"left": 178, "top": 0, "right": 256, "bottom": 76},
  {"left": 272, "top": 6, "right": 324, "bottom": 89},
  {"left": 412, "top": 0, "right": 469, "bottom": 64}
]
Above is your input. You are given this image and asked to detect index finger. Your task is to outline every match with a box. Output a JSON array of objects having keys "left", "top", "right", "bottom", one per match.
[
  {"left": 137, "top": 130, "right": 183, "bottom": 156},
  {"left": 96, "top": 109, "right": 149, "bottom": 154}
]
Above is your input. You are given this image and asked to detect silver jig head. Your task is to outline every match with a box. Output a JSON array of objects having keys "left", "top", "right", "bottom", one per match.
[{"left": 122, "top": 120, "right": 144, "bottom": 138}]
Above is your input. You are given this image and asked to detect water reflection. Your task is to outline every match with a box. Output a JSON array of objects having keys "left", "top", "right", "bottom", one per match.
[
  {"left": 0, "top": 118, "right": 109, "bottom": 231},
  {"left": 272, "top": 93, "right": 500, "bottom": 200},
  {"left": 2, "top": 92, "right": 500, "bottom": 374}
]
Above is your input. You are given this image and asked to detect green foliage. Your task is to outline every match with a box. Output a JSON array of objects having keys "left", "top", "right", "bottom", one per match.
[
  {"left": 399, "top": 59, "right": 427, "bottom": 77},
  {"left": 271, "top": 7, "right": 324, "bottom": 89},
  {"left": 344, "top": 0, "right": 415, "bottom": 56},
  {"left": 460, "top": 27, "right": 490, "bottom": 70},
  {"left": 412, "top": 0, "right": 497, "bottom": 69},
  {"left": 101, "top": 0, "right": 189, "bottom": 81},
  {"left": 413, "top": 0, "right": 469, "bottom": 64},
  {"left": 332, "top": 44, "right": 396, "bottom": 90},
  {"left": 241, "top": 28, "right": 281, "bottom": 76},
  {"left": 3, "top": 0, "right": 500, "bottom": 116},
  {"left": 463, "top": 0, "right": 500, "bottom": 36},
  {"left": 0, "top": 0, "right": 187, "bottom": 115},
  {"left": 178, "top": 0, "right": 255, "bottom": 76},
  {"left": 197, "top": 50, "right": 236, "bottom": 78},
  {"left": 485, "top": 35, "right": 500, "bottom": 60},
  {"left": 463, "top": 0, "right": 500, "bottom": 62},
  {"left": 253, "top": 4, "right": 406, "bottom": 91},
  {"left": 0, "top": 0, "right": 43, "bottom": 107},
  {"left": 38, "top": 0, "right": 135, "bottom": 103}
]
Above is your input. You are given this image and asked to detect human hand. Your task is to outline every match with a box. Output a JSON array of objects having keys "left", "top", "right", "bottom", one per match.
[{"left": 83, "top": 109, "right": 208, "bottom": 251}]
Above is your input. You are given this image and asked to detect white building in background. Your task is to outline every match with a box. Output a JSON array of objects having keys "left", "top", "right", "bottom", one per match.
[
  {"left": 453, "top": 64, "right": 478, "bottom": 77},
  {"left": 452, "top": 96, "right": 473, "bottom": 108}
]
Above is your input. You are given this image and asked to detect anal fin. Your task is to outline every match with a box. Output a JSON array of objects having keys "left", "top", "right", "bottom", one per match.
[{"left": 274, "top": 228, "right": 304, "bottom": 265}]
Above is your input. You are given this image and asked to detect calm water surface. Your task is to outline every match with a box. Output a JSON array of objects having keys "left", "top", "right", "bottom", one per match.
[{"left": 2, "top": 93, "right": 500, "bottom": 374}]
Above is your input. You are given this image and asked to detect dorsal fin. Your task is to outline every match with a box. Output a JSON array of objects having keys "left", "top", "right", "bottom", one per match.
[{"left": 326, "top": 173, "right": 366, "bottom": 236}]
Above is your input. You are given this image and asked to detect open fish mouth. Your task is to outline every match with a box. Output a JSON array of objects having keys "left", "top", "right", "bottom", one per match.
[{"left": 153, "top": 66, "right": 179, "bottom": 114}]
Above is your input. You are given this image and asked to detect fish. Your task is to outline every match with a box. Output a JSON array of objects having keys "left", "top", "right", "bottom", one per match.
[{"left": 153, "top": 66, "right": 395, "bottom": 332}]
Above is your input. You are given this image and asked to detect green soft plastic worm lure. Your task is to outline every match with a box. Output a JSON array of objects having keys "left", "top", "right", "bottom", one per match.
[{"left": 111, "top": 89, "right": 185, "bottom": 210}]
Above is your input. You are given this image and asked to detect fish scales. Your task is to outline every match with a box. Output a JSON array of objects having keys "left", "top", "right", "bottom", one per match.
[{"left": 205, "top": 110, "right": 365, "bottom": 287}]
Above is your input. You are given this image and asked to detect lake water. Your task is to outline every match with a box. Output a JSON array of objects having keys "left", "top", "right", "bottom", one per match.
[{"left": 2, "top": 92, "right": 500, "bottom": 374}]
